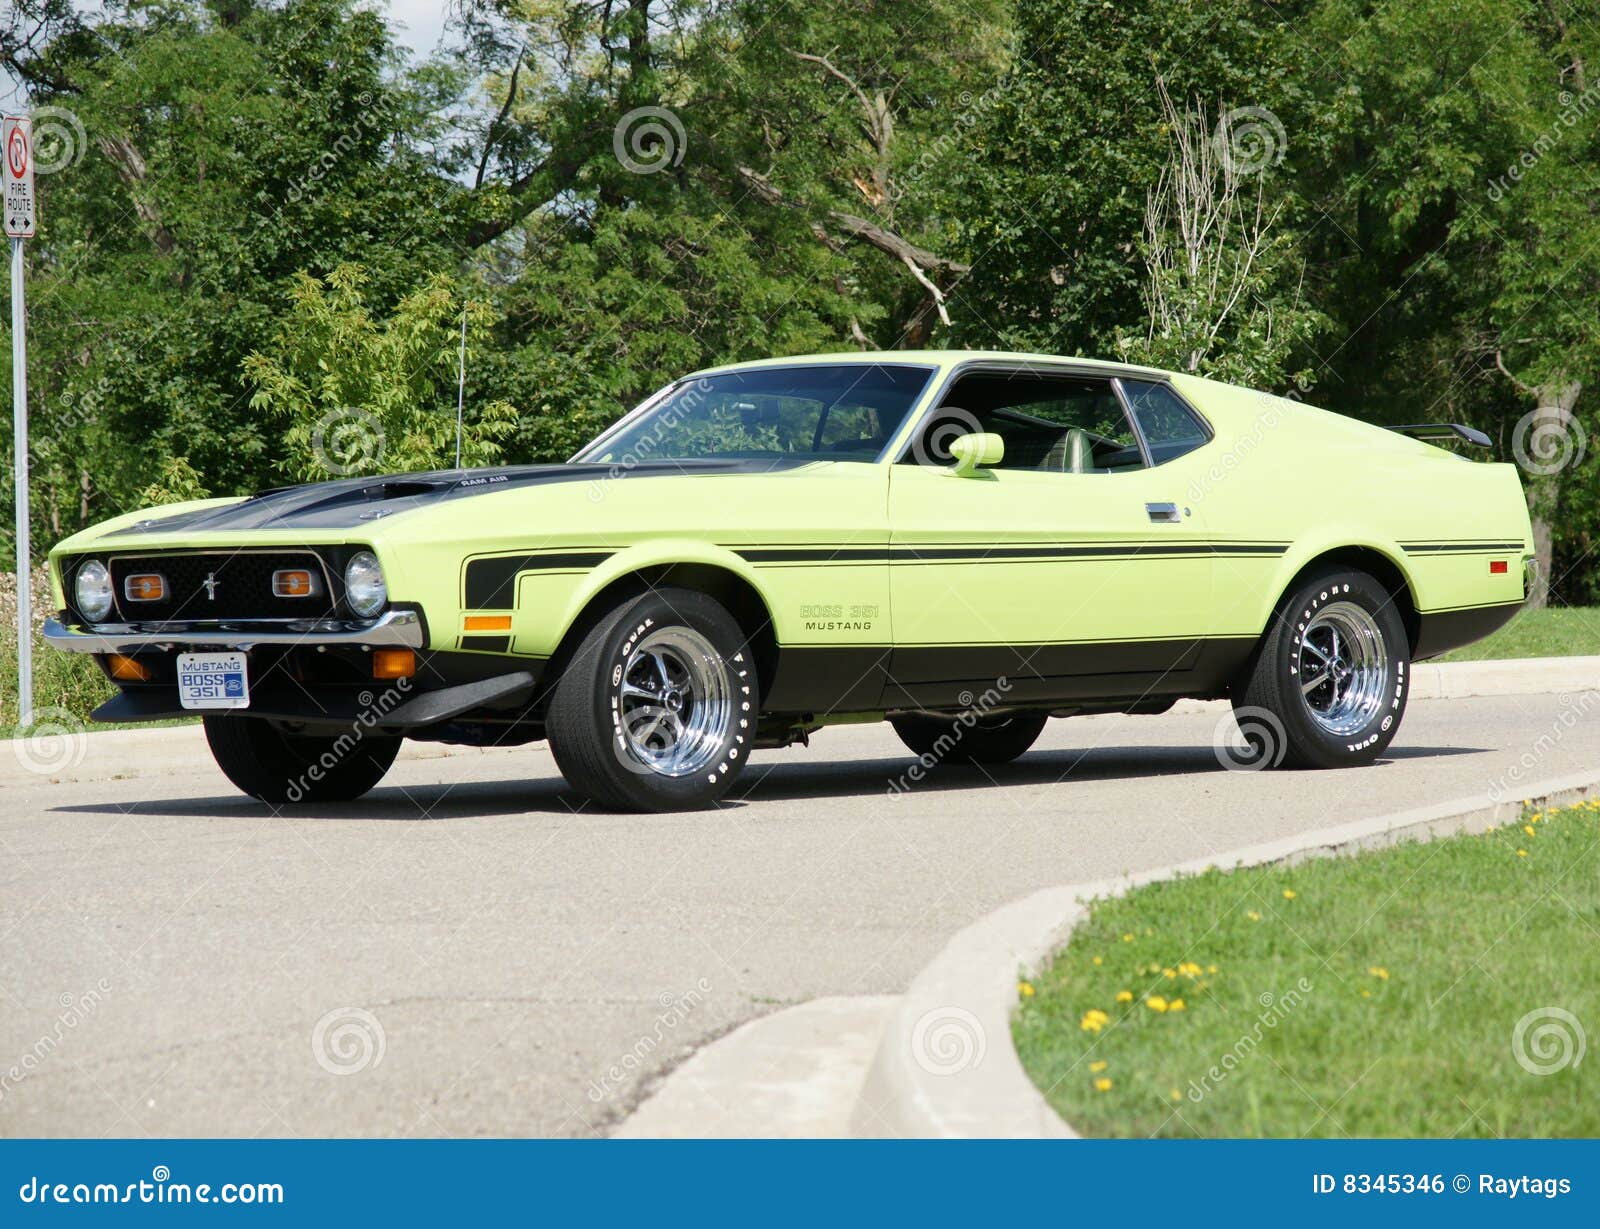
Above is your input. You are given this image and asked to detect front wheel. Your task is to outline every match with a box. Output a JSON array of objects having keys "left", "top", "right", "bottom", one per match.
[
  {"left": 1231, "top": 568, "right": 1410, "bottom": 769},
  {"left": 203, "top": 716, "right": 401, "bottom": 803},
  {"left": 545, "top": 588, "right": 757, "bottom": 812},
  {"left": 890, "top": 710, "right": 1048, "bottom": 766}
]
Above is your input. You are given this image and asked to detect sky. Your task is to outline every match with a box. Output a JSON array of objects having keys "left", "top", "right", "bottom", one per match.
[{"left": 2, "top": 1, "right": 453, "bottom": 112}]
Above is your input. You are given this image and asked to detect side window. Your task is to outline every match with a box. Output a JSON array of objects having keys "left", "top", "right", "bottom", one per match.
[
  {"left": 1120, "top": 380, "right": 1210, "bottom": 465},
  {"left": 902, "top": 372, "right": 1145, "bottom": 473}
]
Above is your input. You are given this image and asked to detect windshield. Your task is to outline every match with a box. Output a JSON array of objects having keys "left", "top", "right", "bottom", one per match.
[{"left": 575, "top": 363, "right": 936, "bottom": 465}]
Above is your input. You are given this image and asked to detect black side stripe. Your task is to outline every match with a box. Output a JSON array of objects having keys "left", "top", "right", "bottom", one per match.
[
  {"left": 463, "top": 552, "right": 614, "bottom": 608},
  {"left": 736, "top": 543, "right": 1288, "bottom": 564},
  {"left": 1400, "top": 541, "right": 1525, "bottom": 554}
]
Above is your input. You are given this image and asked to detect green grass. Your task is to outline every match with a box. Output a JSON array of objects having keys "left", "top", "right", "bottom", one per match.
[
  {"left": 1015, "top": 801, "right": 1600, "bottom": 1137},
  {"left": 1437, "top": 606, "right": 1600, "bottom": 661}
]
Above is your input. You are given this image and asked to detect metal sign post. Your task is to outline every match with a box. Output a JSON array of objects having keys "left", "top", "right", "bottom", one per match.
[{"left": 5, "top": 115, "right": 36, "bottom": 728}]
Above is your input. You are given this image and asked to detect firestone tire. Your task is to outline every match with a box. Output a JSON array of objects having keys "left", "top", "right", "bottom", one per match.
[
  {"left": 889, "top": 710, "right": 1049, "bottom": 766},
  {"left": 545, "top": 587, "right": 757, "bottom": 812},
  {"left": 1232, "top": 568, "right": 1410, "bottom": 770},
  {"left": 203, "top": 716, "right": 401, "bottom": 803}
]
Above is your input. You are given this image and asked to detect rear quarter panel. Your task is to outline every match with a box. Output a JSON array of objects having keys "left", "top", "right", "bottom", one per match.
[{"left": 1169, "top": 374, "right": 1532, "bottom": 637}]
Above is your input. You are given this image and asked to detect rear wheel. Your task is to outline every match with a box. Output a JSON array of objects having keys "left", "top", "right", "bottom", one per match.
[
  {"left": 1231, "top": 568, "right": 1410, "bottom": 769},
  {"left": 890, "top": 710, "right": 1048, "bottom": 766},
  {"left": 546, "top": 588, "right": 757, "bottom": 812},
  {"left": 203, "top": 716, "right": 401, "bottom": 803}
]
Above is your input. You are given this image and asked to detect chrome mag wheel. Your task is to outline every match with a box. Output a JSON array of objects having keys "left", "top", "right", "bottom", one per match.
[
  {"left": 617, "top": 627, "right": 732, "bottom": 776},
  {"left": 1296, "top": 600, "right": 1389, "bottom": 737}
]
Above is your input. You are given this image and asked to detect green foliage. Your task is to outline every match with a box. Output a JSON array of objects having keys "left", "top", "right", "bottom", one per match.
[
  {"left": 244, "top": 266, "right": 517, "bottom": 481},
  {"left": 1, "top": 0, "right": 1598, "bottom": 599}
]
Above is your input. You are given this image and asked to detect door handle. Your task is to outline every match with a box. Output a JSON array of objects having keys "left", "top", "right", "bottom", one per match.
[{"left": 1146, "top": 502, "right": 1183, "bottom": 524}]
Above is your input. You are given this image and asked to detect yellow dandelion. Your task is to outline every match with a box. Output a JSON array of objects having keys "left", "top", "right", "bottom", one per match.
[
  {"left": 1122, "top": 933, "right": 1134, "bottom": 943},
  {"left": 1094, "top": 1077, "right": 1113, "bottom": 1092},
  {"left": 1092, "top": 955, "right": 1104, "bottom": 966},
  {"left": 1146, "top": 995, "right": 1169, "bottom": 1013},
  {"left": 1206, "top": 964, "right": 1218, "bottom": 974},
  {"left": 1367, "top": 967, "right": 1389, "bottom": 981},
  {"left": 1246, "top": 910, "right": 1262, "bottom": 922},
  {"left": 1169, "top": 998, "right": 1186, "bottom": 1012},
  {"left": 1162, "top": 967, "right": 1177, "bottom": 979},
  {"left": 1089, "top": 1060, "right": 1108, "bottom": 1073},
  {"left": 1360, "top": 988, "right": 1372, "bottom": 998},
  {"left": 1115, "top": 989, "right": 1134, "bottom": 1003},
  {"left": 1524, "top": 824, "right": 1536, "bottom": 837},
  {"left": 1079, "top": 1009, "right": 1110, "bottom": 1034},
  {"left": 1019, "top": 981, "right": 1036, "bottom": 998},
  {"left": 1178, "top": 961, "right": 1202, "bottom": 977},
  {"left": 1170, "top": 1088, "right": 1183, "bottom": 1102},
  {"left": 1282, "top": 889, "right": 1297, "bottom": 900},
  {"left": 1517, "top": 849, "right": 1529, "bottom": 857}
]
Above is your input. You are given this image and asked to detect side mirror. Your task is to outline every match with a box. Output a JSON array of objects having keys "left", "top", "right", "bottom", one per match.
[{"left": 948, "top": 432, "right": 1005, "bottom": 477}]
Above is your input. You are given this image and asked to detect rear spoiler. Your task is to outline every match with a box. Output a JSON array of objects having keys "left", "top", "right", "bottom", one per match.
[{"left": 1387, "top": 423, "right": 1492, "bottom": 448}]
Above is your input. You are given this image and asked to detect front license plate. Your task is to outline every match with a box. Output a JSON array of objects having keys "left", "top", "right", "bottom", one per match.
[{"left": 176, "top": 651, "right": 250, "bottom": 710}]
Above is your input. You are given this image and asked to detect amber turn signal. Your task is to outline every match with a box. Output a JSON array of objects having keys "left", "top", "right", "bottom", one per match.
[
  {"left": 464, "top": 615, "right": 512, "bottom": 632},
  {"left": 105, "top": 654, "right": 152, "bottom": 682},
  {"left": 124, "top": 573, "right": 167, "bottom": 602},
  {"left": 272, "top": 568, "right": 319, "bottom": 598},
  {"left": 371, "top": 648, "right": 416, "bottom": 680}
]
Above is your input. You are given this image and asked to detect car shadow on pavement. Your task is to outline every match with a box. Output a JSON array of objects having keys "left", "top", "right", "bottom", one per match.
[{"left": 50, "top": 743, "right": 1489, "bottom": 820}]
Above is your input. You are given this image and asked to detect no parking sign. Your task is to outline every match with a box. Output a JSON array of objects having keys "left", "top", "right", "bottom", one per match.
[{"left": 4, "top": 116, "right": 36, "bottom": 237}]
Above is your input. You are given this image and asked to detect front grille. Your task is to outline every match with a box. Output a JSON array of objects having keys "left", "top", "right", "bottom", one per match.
[{"left": 98, "top": 551, "right": 338, "bottom": 621}]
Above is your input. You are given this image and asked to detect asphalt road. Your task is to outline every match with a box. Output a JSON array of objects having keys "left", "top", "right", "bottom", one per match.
[{"left": 2, "top": 692, "right": 1595, "bottom": 1138}]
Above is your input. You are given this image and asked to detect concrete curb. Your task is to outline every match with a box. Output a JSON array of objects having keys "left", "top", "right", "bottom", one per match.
[
  {"left": 849, "top": 763, "right": 1600, "bottom": 1138},
  {"left": 7, "top": 655, "right": 1598, "bottom": 788}
]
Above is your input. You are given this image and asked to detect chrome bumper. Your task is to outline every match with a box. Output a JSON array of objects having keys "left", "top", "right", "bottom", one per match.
[{"left": 42, "top": 608, "right": 426, "bottom": 653}]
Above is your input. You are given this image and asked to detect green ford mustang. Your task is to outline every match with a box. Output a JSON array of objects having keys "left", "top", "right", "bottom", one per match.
[{"left": 45, "top": 351, "right": 1533, "bottom": 811}]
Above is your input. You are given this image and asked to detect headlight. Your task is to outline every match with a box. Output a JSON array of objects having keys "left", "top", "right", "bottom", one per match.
[
  {"left": 75, "top": 559, "right": 114, "bottom": 623},
  {"left": 343, "top": 551, "right": 387, "bottom": 618}
]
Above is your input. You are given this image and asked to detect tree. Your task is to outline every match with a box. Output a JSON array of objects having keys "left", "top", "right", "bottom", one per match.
[
  {"left": 1118, "top": 79, "right": 1325, "bottom": 389},
  {"left": 243, "top": 265, "right": 516, "bottom": 482}
]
